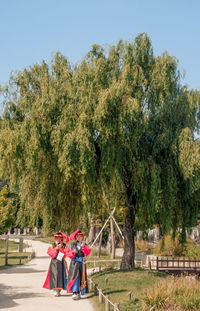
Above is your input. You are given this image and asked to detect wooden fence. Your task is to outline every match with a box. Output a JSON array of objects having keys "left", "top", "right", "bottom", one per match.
[
  {"left": 2, "top": 235, "right": 34, "bottom": 266},
  {"left": 88, "top": 276, "right": 120, "bottom": 311},
  {"left": 85, "top": 259, "right": 121, "bottom": 271}
]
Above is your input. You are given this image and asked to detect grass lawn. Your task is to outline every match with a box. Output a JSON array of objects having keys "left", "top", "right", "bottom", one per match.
[
  {"left": 0, "top": 252, "right": 33, "bottom": 269},
  {"left": 0, "top": 238, "right": 33, "bottom": 269},
  {"left": 0, "top": 239, "right": 21, "bottom": 251},
  {"left": 0, "top": 238, "right": 29, "bottom": 252},
  {"left": 89, "top": 268, "right": 168, "bottom": 311}
]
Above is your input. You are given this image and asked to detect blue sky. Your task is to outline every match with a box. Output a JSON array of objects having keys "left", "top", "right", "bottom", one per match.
[{"left": 0, "top": 0, "right": 200, "bottom": 102}]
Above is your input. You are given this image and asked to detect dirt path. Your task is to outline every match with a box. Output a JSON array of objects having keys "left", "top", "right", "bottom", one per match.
[{"left": 0, "top": 240, "right": 94, "bottom": 311}]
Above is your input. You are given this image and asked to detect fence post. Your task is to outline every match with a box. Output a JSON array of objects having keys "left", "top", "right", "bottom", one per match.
[
  {"left": 5, "top": 235, "right": 9, "bottom": 265},
  {"left": 19, "top": 237, "right": 23, "bottom": 253},
  {"left": 89, "top": 279, "right": 93, "bottom": 290},
  {"left": 94, "top": 283, "right": 98, "bottom": 295},
  {"left": 127, "top": 290, "right": 132, "bottom": 301},
  {"left": 99, "top": 289, "right": 103, "bottom": 303},
  {"left": 114, "top": 303, "right": 120, "bottom": 311},
  {"left": 105, "top": 296, "right": 110, "bottom": 311},
  {"left": 156, "top": 256, "right": 158, "bottom": 270}
]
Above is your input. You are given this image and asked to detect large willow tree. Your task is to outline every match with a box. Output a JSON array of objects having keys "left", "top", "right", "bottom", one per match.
[
  {"left": 52, "top": 34, "right": 200, "bottom": 269},
  {"left": 0, "top": 33, "right": 200, "bottom": 268}
]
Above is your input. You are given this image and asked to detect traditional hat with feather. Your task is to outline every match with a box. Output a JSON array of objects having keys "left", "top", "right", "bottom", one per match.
[
  {"left": 54, "top": 232, "right": 69, "bottom": 243},
  {"left": 69, "top": 229, "right": 86, "bottom": 241}
]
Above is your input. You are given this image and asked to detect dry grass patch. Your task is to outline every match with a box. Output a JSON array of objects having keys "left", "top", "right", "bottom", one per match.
[
  {"left": 135, "top": 240, "right": 153, "bottom": 252},
  {"left": 143, "top": 276, "right": 200, "bottom": 310},
  {"left": 153, "top": 234, "right": 200, "bottom": 258}
]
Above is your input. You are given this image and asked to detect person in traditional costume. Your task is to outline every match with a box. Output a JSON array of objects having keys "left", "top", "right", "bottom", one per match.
[
  {"left": 66, "top": 229, "right": 91, "bottom": 300},
  {"left": 43, "top": 232, "right": 69, "bottom": 296}
]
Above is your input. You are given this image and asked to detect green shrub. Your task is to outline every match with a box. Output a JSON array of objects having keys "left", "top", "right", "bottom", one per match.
[{"left": 183, "top": 245, "right": 200, "bottom": 258}]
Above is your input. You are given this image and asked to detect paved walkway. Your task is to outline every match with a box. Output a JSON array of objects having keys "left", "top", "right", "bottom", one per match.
[{"left": 0, "top": 240, "right": 94, "bottom": 311}]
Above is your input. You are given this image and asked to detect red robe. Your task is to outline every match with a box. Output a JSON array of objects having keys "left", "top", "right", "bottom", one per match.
[{"left": 43, "top": 244, "right": 68, "bottom": 290}]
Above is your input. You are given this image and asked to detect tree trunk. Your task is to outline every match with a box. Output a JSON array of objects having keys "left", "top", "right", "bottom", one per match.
[{"left": 120, "top": 205, "right": 135, "bottom": 269}]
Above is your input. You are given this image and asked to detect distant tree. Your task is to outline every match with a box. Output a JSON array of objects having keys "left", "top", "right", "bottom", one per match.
[{"left": 0, "top": 186, "right": 18, "bottom": 234}]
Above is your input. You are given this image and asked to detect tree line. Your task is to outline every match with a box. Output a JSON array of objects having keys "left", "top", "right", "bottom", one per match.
[{"left": 0, "top": 33, "right": 200, "bottom": 268}]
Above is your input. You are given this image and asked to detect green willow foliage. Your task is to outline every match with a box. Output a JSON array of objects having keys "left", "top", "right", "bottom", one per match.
[
  {"left": 0, "top": 55, "right": 82, "bottom": 233},
  {"left": 0, "top": 185, "right": 18, "bottom": 234},
  {"left": 0, "top": 34, "right": 200, "bottom": 267}
]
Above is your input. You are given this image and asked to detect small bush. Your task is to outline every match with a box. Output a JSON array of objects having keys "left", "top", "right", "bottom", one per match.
[
  {"left": 143, "top": 280, "right": 171, "bottom": 309},
  {"left": 183, "top": 244, "right": 200, "bottom": 259}
]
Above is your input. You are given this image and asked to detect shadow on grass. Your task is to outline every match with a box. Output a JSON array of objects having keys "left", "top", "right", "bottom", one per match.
[
  {"left": 87, "top": 288, "right": 127, "bottom": 297},
  {"left": 148, "top": 270, "right": 168, "bottom": 277},
  {"left": 102, "top": 289, "right": 127, "bottom": 295}
]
